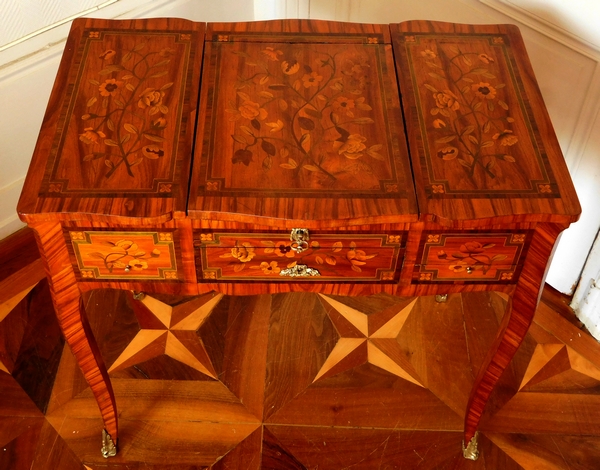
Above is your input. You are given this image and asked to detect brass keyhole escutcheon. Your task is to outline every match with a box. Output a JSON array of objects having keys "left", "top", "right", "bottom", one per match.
[{"left": 290, "top": 228, "right": 310, "bottom": 253}]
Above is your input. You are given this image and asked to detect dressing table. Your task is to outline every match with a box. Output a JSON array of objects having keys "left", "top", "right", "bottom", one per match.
[{"left": 17, "top": 17, "right": 580, "bottom": 460}]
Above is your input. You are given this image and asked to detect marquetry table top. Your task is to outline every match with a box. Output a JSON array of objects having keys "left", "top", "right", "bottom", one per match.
[{"left": 18, "top": 18, "right": 579, "bottom": 230}]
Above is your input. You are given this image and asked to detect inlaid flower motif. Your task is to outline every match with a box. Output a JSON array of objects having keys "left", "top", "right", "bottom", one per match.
[
  {"left": 259, "top": 261, "right": 280, "bottom": 274},
  {"left": 114, "top": 240, "right": 139, "bottom": 252},
  {"left": 275, "top": 241, "right": 295, "bottom": 258},
  {"left": 79, "top": 127, "right": 106, "bottom": 144},
  {"left": 151, "top": 117, "right": 167, "bottom": 129},
  {"left": 433, "top": 119, "right": 446, "bottom": 128},
  {"left": 433, "top": 90, "right": 460, "bottom": 110},
  {"left": 231, "top": 242, "right": 256, "bottom": 262},
  {"left": 479, "top": 53, "right": 494, "bottom": 64},
  {"left": 437, "top": 146, "right": 459, "bottom": 160},
  {"left": 472, "top": 82, "right": 497, "bottom": 100},
  {"left": 238, "top": 99, "right": 268, "bottom": 120},
  {"left": 459, "top": 241, "right": 485, "bottom": 255},
  {"left": 99, "top": 49, "right": 116, "bottom": 60},
  {"left": 338, "top": 134, "right": 367, "bottom": 159},
  {"left": 493, "top": 129, "right": 518, "bottom": 146},
  {"left": 261, "top": 47, "right": 283, "bottom": 61},
  {"left": 449, "top": 260, "right": 468, "bottom": 272},
  {"left": 302, "top": 72, "right": 323, "bottom": 88},
  {"left": 138, "top": 88, "right": 165, "bottom": 109},
  {"left": 333, "top": 96, "right": 355, "bottom": 115},
  {"left": 99, "top": 79, "right": 123, "bottom": 97},
  {"left": 142, "top": 145, "right": 164, "bottom": 159},
  {"left": 421, "top": 49, "right": 437, "bottom": 59},
  {"left": 128, "top": 259, "right": 148, "bottom": 270},
  {"left": 281, "top": 60, "right": 300, "bottom": 75}
]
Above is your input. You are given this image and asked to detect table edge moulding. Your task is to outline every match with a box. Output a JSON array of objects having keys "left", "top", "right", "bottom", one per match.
[{"left": 16, "top": 17, "right": 581, "bottom": 461}]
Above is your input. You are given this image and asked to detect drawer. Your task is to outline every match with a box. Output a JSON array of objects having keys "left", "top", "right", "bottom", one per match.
[
  {"left": 195, "top": 231, "right": 406, "bottom": 282},
  {"left": 412, "top": 231, "right": 530, "bottom": 283},
  {"left": 66, "top": 230, "right": 182, "bottom": 281}
]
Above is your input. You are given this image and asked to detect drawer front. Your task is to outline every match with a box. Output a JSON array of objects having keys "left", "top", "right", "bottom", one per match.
[
  {"left": 412, "top": 231, "right": 530, "bottom": 283},
  {"left": 196, "top": 232, "right": 405, "bottom": 282},
  {"left": 68, "top": 230, "right": 181, "bottom": 281}
]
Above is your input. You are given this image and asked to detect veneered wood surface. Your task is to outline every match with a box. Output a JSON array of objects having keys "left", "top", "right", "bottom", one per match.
[
  {"left": 189, "top": 19, "right": 417, "bottom": 227},
  {"left": 391, "top": 21, "right": 581, "bottom": 227},
  {"left": 17, "top": 18, "right": 205, "bottom": 225}
]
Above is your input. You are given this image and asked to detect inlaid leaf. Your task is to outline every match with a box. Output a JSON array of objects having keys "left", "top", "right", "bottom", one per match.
[
  {"left": 481, "top": 140, "right": 494, "bottom": 148},
  {"left": 124, "top": 123, "right": 139, "bottom": 134},
  {"left": 120, "top": 133, "right": 131, "bottom": 144},
  {"left": 240, "top": 126, "right": 254, "bottom": 136},
  {"left": 87, "top": 97, "right": 97, "bottom": 107},
  {"left": 232, "top": 149, "right": 253, "bottom": 166},
  {"left": 462, "top": 125, "right": 475, "bottom": 135},
  {"left": 99, "top": 65, "right": 123, "bottom": 75},
  {"left": 498, "top": 100, "right": 509, "bottom": 110},
  {"left": 113, "top": 99, "right": 125, "bottom": 108},
  {"left": 251, "top": 119, "right": 261, "bottom": 130},
  {"left": 160, "top": 82, "right": 174, "bottom": 91},
  {"left": 468, "top": 135, "right": 479, "bottom": 145},
  {"left": 350, "top": 117, "right": 374, "bottom": 124},
  {"left": 300, "top": 133, "right": 311, "bottom": 153},
  {"left": 326, "top": 256, "right": 337, "bottom": 265},
  {"left": 233, "top": 263, "right": 246, "bottom": 272},
  {"left": 298, "top": 117, "right": 315, "bottom": 130},
  {"left": 503, "top": 155, "right": 516, "bottom": 162},
  {"left": 237, "top": 91, "right": 251, "bottom": 101},
  {"left": 435, "top": 135, "right": 456, "bottom": 143},
  {"left": 259, "top": 76, "right": 269, "bottom": 85},
  {"left": 332, "top": 241, "right": 343, "bottom": 252},
  {"left": 261, "top": 140, "right": 276, "bottom": 156},
  {"left": 150, "top": 71, "right": 169, "bottom": 79},
  {"left": 305, "top": 108, "right": 322, "bottom": 119},
  {"left": 107, "top": 119, "right": 115, "bottom": 131},
  {"left": 428, "top": 72, "right": 446, "bottom": 80},
  {"left": 424, "top": 83, "right": 438, "bottom": 93},
  {"left": 303, "top": 165, "right": 319, "bottom": 172},
  {"left": 133, "top": 42, "right": 147, "bottom": 51},
  {"left": 231, "top": 134, "right": 247, "bottom": 144},
  {"left": 126, "top": 83, "right": 136, "bottom": 92},
  {"left": 104, "top": 139, "right": 119, "bottom": 147},
  {"left": 143, "top": 133, "right": 166, "bottom": 142},
  {"left": 315, "top": 256, "right": 324, "bottom": 265},
  {"left": 259, "top": 91, "right": 274, "bottom": 98}
]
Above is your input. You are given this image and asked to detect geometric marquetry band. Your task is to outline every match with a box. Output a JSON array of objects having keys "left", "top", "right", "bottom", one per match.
[{"left": 69, "top": 230, "right": 178, "bottom": 280}]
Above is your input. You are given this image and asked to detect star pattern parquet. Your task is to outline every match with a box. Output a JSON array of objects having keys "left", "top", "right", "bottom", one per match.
[{"left": 2, "top": 230, "right": 600, "bottom": 469}]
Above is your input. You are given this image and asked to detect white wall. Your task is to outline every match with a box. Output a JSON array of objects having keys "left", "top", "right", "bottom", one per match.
[{"left": 2, "top": 0, "right": 599, "bottom": 311}]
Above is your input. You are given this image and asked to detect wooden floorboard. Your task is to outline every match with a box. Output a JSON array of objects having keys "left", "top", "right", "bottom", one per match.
[{"left": 1, "top": 228, "right": 600, "bottom": 469}]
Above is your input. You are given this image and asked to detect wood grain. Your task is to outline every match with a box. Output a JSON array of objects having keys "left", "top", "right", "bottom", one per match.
[{"left": 31, "top": 222, "right": 118, "bottom": 443}]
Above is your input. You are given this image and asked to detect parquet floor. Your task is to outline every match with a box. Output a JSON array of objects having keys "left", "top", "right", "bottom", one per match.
[{"left": 2, "top": 229, "right": 600, "bottom": 469}]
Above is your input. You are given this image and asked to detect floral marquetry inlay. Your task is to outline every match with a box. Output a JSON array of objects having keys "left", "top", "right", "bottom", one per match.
[
  {"left": 69, "top": 231, "right": 178, "bottom": 280},
  {"left": 414, "top": 232, "right": 530, "bottom": 283},
  {"left": 197, "top": 232, "right": 405, "bottom": 282},
  {"left": 198, "top": 36, "right": 410, "bottom": 197},
  {"left": 40, "top": 26, "right": 199, "bottom": 196},
  {"left": 398, "top": 32, "right": 559, "bottom": 198}
]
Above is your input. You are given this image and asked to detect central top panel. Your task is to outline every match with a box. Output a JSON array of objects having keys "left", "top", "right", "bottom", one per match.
[{"left": 188, "top": 20, "right": 417, "bottom": 227}]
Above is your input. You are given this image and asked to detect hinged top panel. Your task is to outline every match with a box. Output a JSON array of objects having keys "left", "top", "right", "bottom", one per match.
[
  {"left": 18, "top": 18, "right": 205, "bottom": 225},
  {"left": 391, "top": 21, "right": 580, "bottom": 226},
  {"left": 188, "top": 20, "right": 418, "bottom": 229}
]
